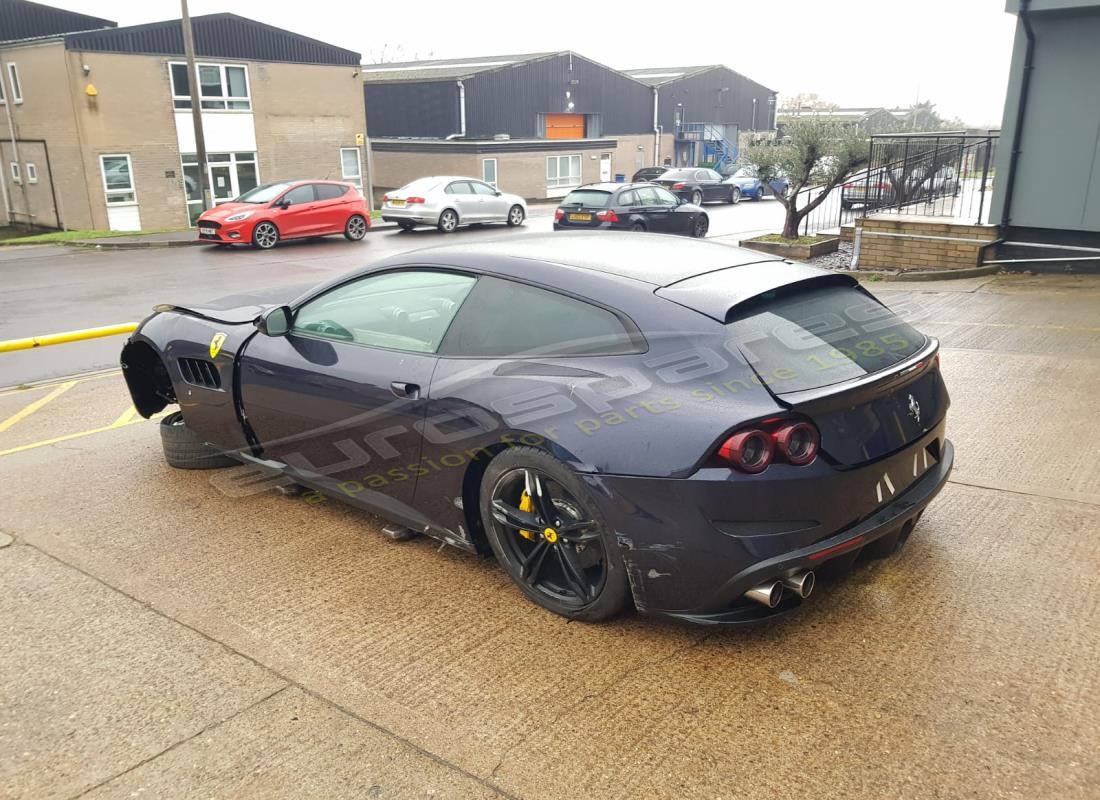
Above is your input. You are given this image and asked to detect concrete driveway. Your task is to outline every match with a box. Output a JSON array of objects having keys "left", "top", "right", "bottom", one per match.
[{"left": 1, "top": 250, "right": 1098, "bottom": 796}]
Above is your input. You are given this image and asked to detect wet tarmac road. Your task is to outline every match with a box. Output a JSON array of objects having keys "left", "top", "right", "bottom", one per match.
[{"left": 1, "top": 261, "right": 1098, "bottom": 797}]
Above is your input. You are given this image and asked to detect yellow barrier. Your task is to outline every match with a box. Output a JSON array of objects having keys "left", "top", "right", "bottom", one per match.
[{"left": 0, "top": 322, "right": 138, "bottom": 353}]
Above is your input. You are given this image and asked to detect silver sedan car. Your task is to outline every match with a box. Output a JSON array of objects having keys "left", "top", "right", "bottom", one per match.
[{"left": 380, "top": 176, "right": 527, "bottom": 233}]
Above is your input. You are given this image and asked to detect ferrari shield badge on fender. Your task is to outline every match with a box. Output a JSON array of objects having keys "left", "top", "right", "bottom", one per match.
[{"left": 209, "top": 332, "right": 227, "bottom": 359}]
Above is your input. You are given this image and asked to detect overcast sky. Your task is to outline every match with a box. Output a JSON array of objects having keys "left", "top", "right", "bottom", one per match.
[{"left": 50, "top": 0, "right": 1018, "bottom": 126}]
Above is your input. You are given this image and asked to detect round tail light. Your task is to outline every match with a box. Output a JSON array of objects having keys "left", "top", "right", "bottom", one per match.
[
  {"left": 718, "top": 429, "right": 774, "bottom": 473},
  {"left": 774, "top": 422, "right": 820, "bottom": 466}
]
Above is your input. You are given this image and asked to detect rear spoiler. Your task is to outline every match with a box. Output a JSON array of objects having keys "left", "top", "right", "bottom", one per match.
[{"left": 655, "top": 261, "right": 857, "bottom": 322}]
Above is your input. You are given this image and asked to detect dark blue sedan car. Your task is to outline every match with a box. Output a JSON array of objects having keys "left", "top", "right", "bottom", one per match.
[{"left": 122, "top": 233, "right": 952, "bottom": 625}]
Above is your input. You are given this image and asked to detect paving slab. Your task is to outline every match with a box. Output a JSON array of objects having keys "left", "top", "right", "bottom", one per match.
[
  {"left": 83, "top": 687, "right": 504, "bottom": 799},
  {"left": 0, "top": 544, "right": 286, "bottom": 800}
]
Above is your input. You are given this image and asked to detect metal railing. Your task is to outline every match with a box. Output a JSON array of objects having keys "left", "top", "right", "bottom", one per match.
[{"left": 796, "top": 132, "right": 999, "bottom": 237}]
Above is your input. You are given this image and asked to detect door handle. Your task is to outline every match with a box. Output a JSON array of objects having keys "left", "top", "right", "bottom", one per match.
[{"left": 390, "top": 381, "right": 420, "bottom": 399}]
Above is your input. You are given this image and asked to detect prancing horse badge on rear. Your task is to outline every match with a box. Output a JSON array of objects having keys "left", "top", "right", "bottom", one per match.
[{"left": 908, "top": 393, "right": 921, "bottom": 425}]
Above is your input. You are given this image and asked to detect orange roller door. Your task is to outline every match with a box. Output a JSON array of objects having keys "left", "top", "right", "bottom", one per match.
[{"left": 545, "top": 113, "right": 585, "bottom": 139}]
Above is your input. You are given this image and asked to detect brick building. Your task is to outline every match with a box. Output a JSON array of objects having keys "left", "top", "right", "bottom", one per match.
[{"left": 0, "top": 3, "right": 365, "bottom": 231}]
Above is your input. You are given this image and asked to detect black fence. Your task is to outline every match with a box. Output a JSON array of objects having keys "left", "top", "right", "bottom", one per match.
[{"left": 798, "top": 132, "right": 999, "bottom": 236}]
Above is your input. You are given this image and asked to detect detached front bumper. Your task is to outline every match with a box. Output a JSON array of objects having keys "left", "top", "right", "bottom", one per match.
[{"left": 591, "top": 425, "right": 953, "bottom": 625}]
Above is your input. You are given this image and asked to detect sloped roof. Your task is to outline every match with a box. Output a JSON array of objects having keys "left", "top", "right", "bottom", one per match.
[
  {"left": 623, "top": 65, "right": 721, "bottom": 86},
  {"left": 63, "top": 12, "right": 360, "bottom": 66},
  {"left": 360, "top": 52, "right": 560, "bottom": 83},
  {"left": 0, "top": 0, "right": 114, "bottom": 43}
]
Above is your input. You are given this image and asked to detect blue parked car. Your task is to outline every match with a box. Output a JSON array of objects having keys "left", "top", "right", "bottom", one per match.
[{"left": 722, "top": 166, "right": 789, "bottom": 202}]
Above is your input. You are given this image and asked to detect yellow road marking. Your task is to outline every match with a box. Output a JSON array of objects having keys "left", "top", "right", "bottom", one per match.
[
  {"left": 110, "top": 405, "right": 140, "bottom": 427},
  {"left": 0, "top": 380, "right": 76, "bottom": 434},
  {"left": 0, "top": 409, "right": 167, "bottom": 458}
]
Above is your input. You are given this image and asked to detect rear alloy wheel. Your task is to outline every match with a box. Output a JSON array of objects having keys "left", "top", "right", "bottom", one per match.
[
  {"left": 507, "top": 204, "right": 526, "bottom": 227},
  {"left": 691, "top": 190, "right": 703, "bottom": 206},
  {"left": 160, "top": 411, "right": 236, "bottom": 470},
  {"left": 344, "top": 214, "right": 368, "bottom": 241},
  {"left": 728, "top": 186, "right": 741, "bottom": 204},
  {"left": 480, "top": 447, "right": 630, "bottom": 622},
  {"left": 251, "top": 221, "right": 279, "bottom": 249},
  {"left": 630, "top": 222, "right": 646, "bottom": 232},
  {"left": 756, "top": 187, "right": 766, "bottom": 201},
  {"left": 438, "top": 208, "right": 459, "bottom": 233},
  {"left": 691, "top": 214, "right": 709, "bottom": 238}
]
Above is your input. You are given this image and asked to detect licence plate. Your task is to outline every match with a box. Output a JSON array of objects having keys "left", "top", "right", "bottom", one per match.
[
  {"left": 568, "top": 212, "right": 592, "bottom": 222},
  {"left": 199, "top": 227, "right": 216, "bottom": 235},
  {"left": 391, "top": 199, "right": 406, "bottom": 207}
]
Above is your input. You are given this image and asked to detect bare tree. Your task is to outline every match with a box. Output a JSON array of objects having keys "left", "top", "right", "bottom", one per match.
[{"left": 743, "top": 119, "right": 870, "bottom": 239}]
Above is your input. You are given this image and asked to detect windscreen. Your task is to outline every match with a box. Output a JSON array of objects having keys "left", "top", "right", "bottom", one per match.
[
  {"left": 237, "top": 182, "right": 294, "bottom": 203},
  {"left": 398, "top": 177, "right": 442, "bottom": 193},
  {"left": 560, "top": 190, "right": 612, "bottom": 208},
  {"left": 726, "top": 283, "right": 927, "bottom": 393}
]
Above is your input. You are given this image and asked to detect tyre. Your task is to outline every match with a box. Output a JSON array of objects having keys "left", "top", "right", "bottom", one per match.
[
  {"left": 251, "top": 221, "right": 279, "bottom": 249},
  {"left": 690, "top": 190, "right": 703, "bottom": 206},
  {"left": 344, "top": 214, "right": 368, "bottom": 241},
  {"left": 437, "top": 208, "right": 459, "bottom": 233},
  {"left": 755, "top": 187, "right": 765, "bottom": 201},
  {"left": 630, "top": 222, "right": 646, "bottom": 232},
  {"left": 480, "top": 446, "right": 630, "bottom": 622},
  {"left": 160, "top": 411, "right": 236, "bottom": 470},
  {"left": 728, "top": 186, "right": 741, "bottom": 204},
  {"left": 507, "top": 204, "right": 526, "bottom": 227},
  {"left": 690, "top": 213, "right": 709, "bottom": 238}
]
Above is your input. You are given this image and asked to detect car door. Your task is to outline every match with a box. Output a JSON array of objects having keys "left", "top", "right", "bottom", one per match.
[
  {"left": 634, "top": 186, "right": 674, "bottom": 232},
  {"left": 470, "top": 180, "right": 508, "bottom": 221},
  {"left": 652, "top": 185, "right": 692, "bottom": 234},
  {"left": 273, "top": 183, "right": 318, "bottom": 237},
  {"left": 313, "top": 183, "right": 351, "bottom": 233},
  {"left": 444, "top": 180, "right": 482, "bottom": 222},
  {"left": 237, "top": 269, "right": 477, "bottom": 524},
  {"left": 697, "top": 169, "right": 723, "bottom": 202}
]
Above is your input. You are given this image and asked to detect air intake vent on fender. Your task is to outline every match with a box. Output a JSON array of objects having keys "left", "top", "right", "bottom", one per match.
[{"left": 178, "top": 357, "right": 221, "bottom": 389}]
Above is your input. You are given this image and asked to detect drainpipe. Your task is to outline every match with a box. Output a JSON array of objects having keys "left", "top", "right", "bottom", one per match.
[
  {"left": 652, "top": 86, "right": 660, "bottom": 166},
  {"left": 445, "top": 80, "right": 466, "bottom": 140},
  {"left": 1000, "top": 0, "right": 1035, "bottom": 228}
]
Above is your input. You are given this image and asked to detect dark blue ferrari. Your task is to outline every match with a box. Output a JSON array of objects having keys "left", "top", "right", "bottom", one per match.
[{"left": 121, "top": 233, "right": 952, "bottom": 625}]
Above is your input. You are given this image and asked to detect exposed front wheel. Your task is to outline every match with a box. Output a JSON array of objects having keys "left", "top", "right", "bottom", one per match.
[
  {"left": 160, "top": 411, "right": 236, "bottom": 470},
  {"left": 344, "top": 214, "right": 368, "bottom": 241},
  {"left": 438, "top": 209, "right": 459, "bottom": 233},
  {"left": 251, "top": 221, "right": 279, "bottom": 249},
  {"left": 690, "top": 214, "right": 709, "bottom": 238},
  {"left": 507, "top": 205, "right": 525, "bottom": 227},
  {"left": 480, "top": 447, "right": 630, "bottom": 622},
  {"left": 728, "top": 187, "right": 741, "bottom": 204}
]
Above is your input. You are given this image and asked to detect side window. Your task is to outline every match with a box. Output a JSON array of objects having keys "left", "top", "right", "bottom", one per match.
[
  {"left": 439, "top": 276, "right": 641, "bottom": 357},
  {"left": 636, "top": 186, "right": 664, "bottom": 206},
  {"left": 293, "top": 270, "right": 477, "bottom": 353},
  {"left": 618, "top": 190, "right": 637, "bottom": 206},
  {"left": 315, "top": 184, "right": 347, "bottom": 201},
  {"left": 446, "top": 181, "right": 473, "bottom": 195},
  {"left": 281, "top": 184, "right": 316, "bottom": 205},
  {"left": 652, "top": 186, "right": 679, "bottom": 205},
  {"left": 705, "top": 169, "right": 722, "bottom": 181},
  {"left": 695, "top": 170, "right": 710, "bottom": 182},
  {"left": 470, "top": 181, "right": 497, "bottom": 196}
]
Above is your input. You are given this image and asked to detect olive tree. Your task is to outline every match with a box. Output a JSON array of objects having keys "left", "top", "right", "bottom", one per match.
[{"left": 743, "top": 119, "right": 870, "bottom": 239}]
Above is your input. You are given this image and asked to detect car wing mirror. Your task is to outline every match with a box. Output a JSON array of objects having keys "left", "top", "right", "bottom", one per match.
[
  {"left": 494, "top": 190, "right": 502, "bottom": 196},
  {"left": 272, "top": 198, "right": 289, "bottom": 210},
  {"left": 256, "top": 305, "right": 292, "bottom": 337}
]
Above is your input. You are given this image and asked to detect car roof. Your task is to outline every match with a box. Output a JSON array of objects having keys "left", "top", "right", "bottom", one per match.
[
  {"left": 566, "top": 182, "right": 659, "bottom": 193},
  {"left": 387, "top": 232, "right": 785, "bottom": 288}
]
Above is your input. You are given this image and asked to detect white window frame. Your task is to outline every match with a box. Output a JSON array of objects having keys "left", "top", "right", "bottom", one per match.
[
  {"left": 482, "top": 158, "right": 498, "bottom": 188},
  {"left": 169, "top": 61, "right": 251, "bottom": 112},
  {"left": 9, "top": 161, "right": 20, "bottom": 184},
  {"left": 339, "top": 147, "right": 363, "bottom": 193},
  {"left": 25, "top": 162, "right": 37, "bottom": 183},
  {"left": 0, "top": 66, "right": 6, "bottom": 104},
  {"left": 546, "top": 154, "right": 582, "bottom": 189},
  {"left": 99, "top": 154, "right": 137, "bottom": 206},
  {"left": 5, "top": 63, "right": 22, "bottom": 104}
]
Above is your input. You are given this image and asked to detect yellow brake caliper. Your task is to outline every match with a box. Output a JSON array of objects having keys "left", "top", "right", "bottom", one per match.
[{"left": 517, "top": 491, "right": 535, "bottom": 540}]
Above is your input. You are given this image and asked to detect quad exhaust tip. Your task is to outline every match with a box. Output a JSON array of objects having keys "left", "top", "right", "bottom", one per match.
[
  {"left": 745, "top": 580, "right": 784, "bottom": 608},
  {"left": 782, "top": 570, "right": 815, "bottom": 599}
]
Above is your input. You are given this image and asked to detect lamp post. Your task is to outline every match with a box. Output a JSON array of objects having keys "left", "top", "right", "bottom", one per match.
[{"left": 181, "top": 0, "right": 210, "bottom": 216}]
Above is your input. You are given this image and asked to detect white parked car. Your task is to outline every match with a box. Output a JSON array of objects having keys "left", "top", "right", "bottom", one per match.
[{"left": 381, "top": 176, "right": 527, "bottom": 233}]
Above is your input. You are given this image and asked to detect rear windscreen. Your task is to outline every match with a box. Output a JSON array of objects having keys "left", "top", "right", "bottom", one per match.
[
  {"left": 560, "top": 190, "right": 611, "bottom": 208},
  {"left": 726, "top": 284, "right": 927, "bottom": 393}
]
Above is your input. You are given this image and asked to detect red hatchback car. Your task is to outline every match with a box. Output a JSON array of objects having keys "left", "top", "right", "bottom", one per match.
[{"left": 197, "top": 180, "right": 370, "bottom": 249}]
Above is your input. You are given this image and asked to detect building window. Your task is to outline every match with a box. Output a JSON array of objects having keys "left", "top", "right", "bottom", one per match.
[
  {"left": 5, "top": 63, "right": 22, "bottom": 104},
  {"left": 170, "top": 62, "right": 250, "bottom": 111},
  {"left": 9, "top": 162, "right": 20, "bottom": 183},
  {"left": 482, "top": 158, "right": 497, "bottom": 187},
  {"left": 340, "top": 147, "right": 362, "bottom": 193},
  {"left": 100, "top": 154, "right": 136, "bottom": 204},
  {"left": 25, "top": 163, "right": 37, "bottom": 183},
  {"left": 546, "top": 154, "right": 582, "bottom": 188},
  {"left": 181, "top": 151, "right": 258, "bottom": 225}
]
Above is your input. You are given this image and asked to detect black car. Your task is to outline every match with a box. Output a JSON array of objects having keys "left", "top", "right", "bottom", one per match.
[
  {"left": 553, "top": 182, "right": 708, "bottom": 237},
  {"left": 122, "top": 233, "right": 952, "bottom": 626},
  {"left": 653, "top": 167, "right": 738, "bottom": 205},
  {"left": 631, "top": 166, "right": 672, "bottom": 182}
]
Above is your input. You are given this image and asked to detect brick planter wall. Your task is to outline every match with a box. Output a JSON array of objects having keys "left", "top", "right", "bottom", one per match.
[{"left": 855, "top": 214, "right": 999, "bottom": 271}]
